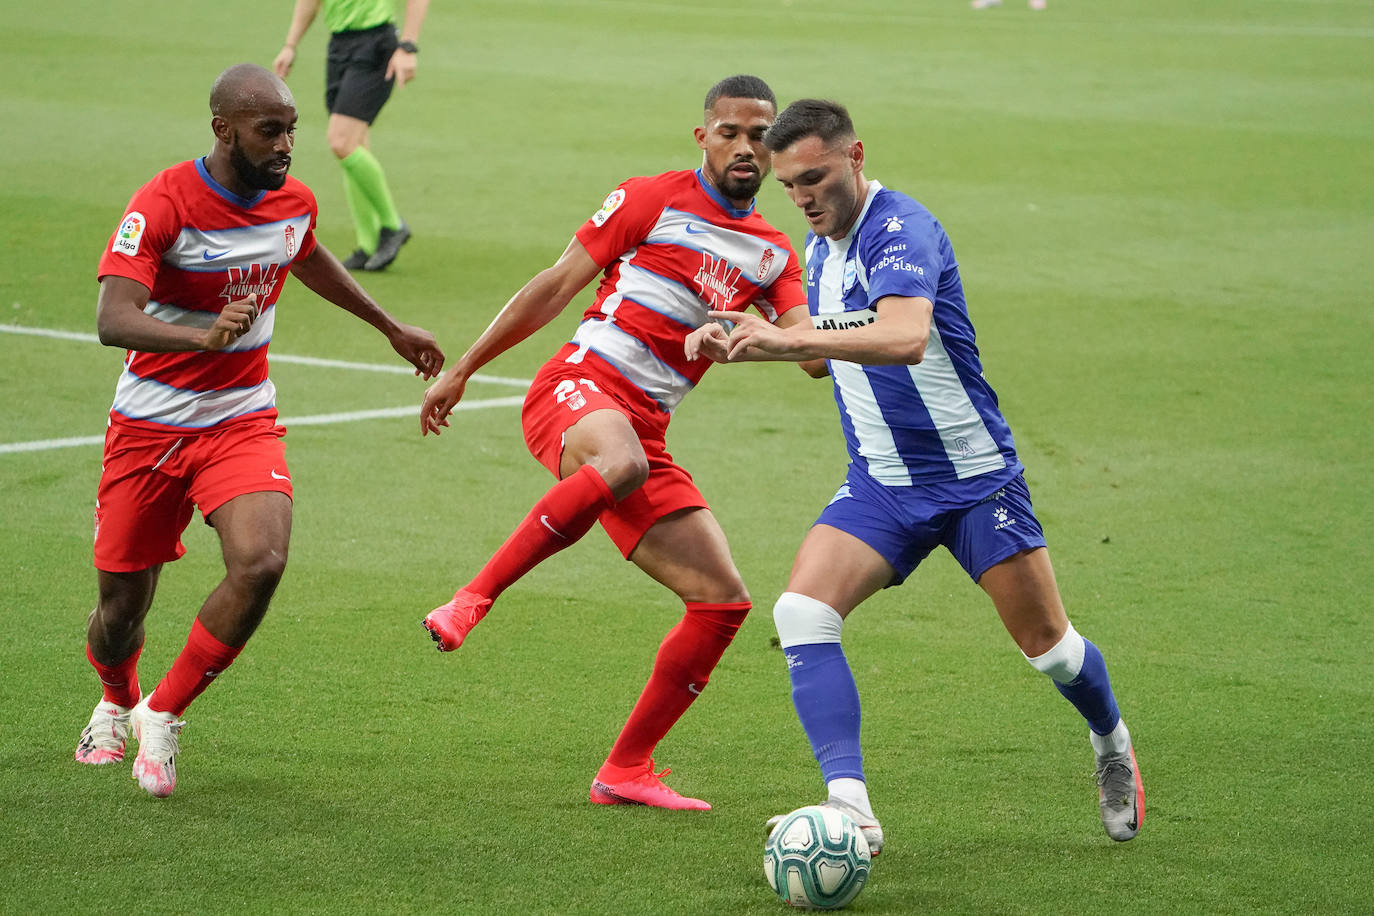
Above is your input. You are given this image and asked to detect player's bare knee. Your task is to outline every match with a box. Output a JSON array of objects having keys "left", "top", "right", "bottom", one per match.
[
  {"left": 1017, "top": 624, "right": 1066, "bottom": 658},
  {"left": 91, "top": 602, "right": 145, "bottom": 645},
  {"left": 675, "top": 568, "right": 748, "bottom": 606},
  {"left": 327, "top": 133, "right": 358, "bottom": 160},
  {"left": 707, "top": 580, "right": 750, "bottom": 606},
  {"left": 95, "top": 575, "right": 156, "bottom": 630},
  {"left": 598, "top": 453, "right": 650, "bottom": 499},
  {"left": 228, "top": 547, "right": 288, "bottom": 598}
]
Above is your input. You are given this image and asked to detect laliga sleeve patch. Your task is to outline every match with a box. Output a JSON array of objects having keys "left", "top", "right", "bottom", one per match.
[
  {"left": 590, "top": 189, "right": 626, "bottom": 228},
  {"left": 112, "top": 212, "right": 146, "bottom": 256}
]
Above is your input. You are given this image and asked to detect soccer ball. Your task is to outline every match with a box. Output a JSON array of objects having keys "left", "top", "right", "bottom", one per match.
[{"left": 764, "top": 805, "right": 872, "bottom": 910}]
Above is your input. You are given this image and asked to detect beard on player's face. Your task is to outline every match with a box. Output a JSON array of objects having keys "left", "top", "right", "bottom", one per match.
[
  {"left": 707, "top": 156, "right": 765, "bottom": 203},
  {"left": 716, "top": 167, "right": 764, "bottom": 201},
  {"left": 229, "top": 136, "right": 289, "bottom": 191}
]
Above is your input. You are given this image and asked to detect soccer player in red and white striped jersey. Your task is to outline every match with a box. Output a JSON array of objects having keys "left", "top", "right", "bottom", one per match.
[
  {"left": 420, "top": 75, "right": 809, "bottom": 810},
  {"left": 74, "top": 63, "right": 444, "bottom": 797}
]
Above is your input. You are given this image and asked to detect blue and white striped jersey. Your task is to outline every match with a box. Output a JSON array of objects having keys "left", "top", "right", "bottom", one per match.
[{"left": 806, "top": 180, "right": 1022, "bottom": 487}]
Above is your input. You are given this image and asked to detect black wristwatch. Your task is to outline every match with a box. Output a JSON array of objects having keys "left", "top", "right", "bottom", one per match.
[{"left": 397, "top": 40, "right": 419, "bottom": 54}]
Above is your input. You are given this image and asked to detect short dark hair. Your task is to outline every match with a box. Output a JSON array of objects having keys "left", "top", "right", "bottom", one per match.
[
  {"left": 704, "top": 74, "right": 776, "bottom": 113},
  {"left": 762, "top": 99, "right": 855, "bottom": 152}
]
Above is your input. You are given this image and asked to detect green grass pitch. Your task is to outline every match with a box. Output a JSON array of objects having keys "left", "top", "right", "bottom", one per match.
[{"left": 2, "top": 0, "right": 1372, "bottom": 912}]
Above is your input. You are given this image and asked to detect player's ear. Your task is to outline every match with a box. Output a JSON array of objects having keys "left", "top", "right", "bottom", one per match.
[
  {"left": 849, "top": 140, "right": 865, "bottom": 173},
  {"left": 693, "top": 125, "right": 708, "bottom": 150},
  {"left": 211, "top": 115, "right": 233, "bottom": 145}
]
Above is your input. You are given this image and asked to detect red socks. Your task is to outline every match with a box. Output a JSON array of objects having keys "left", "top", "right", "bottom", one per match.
[
  {"left": 603, "top": 601, "right": 750, "bottom": 770},
  {"left": 468, "top": 464, "right": 616, "bottom": 600},
  {"left": 87, "top": 642, "right": 143, "bottom": 709},
  {"left": 147, "top": 618, "right": 243, "bottom": 717}
]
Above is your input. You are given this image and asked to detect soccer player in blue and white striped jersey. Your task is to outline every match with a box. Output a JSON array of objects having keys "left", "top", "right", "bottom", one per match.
[{"left": 688, "top": 99, "right": 1143, "bottom": 851}]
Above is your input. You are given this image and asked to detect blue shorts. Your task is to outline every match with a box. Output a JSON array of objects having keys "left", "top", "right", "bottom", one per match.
[{"left": 814, "top": 467, "right": 1047, "bottom": 586}]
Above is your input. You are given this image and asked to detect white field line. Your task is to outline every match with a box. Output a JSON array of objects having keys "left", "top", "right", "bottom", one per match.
[
  {"left": 0, "top": 397, "right": 529, "bottom": 455},
  {"left": 0, "top": 323, "right": 531, "bottom": 388},
  {"left": 0, "top": 323, "right": 531, "bottom": 455}
]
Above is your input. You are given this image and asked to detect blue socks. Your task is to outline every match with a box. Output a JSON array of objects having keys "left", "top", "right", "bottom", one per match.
[
  {"left": 788, "top": 613, "right": 1125, "bottom": 794},
  {"left": 786, "top": 642, "right": 865, "bottom": 781},
  {"left": 1053, "top": 638, "right": 1121, "bottom": 735},
  {"left": 1024, "top": 623, "right": 1122, "bottom": 736}
]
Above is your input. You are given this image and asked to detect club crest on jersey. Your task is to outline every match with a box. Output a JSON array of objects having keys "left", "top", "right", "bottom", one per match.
[
  {"left": 843, "top": 259, "right": 859, "bottom": 292},
  {"left": 284, "top": 224, "right": 296, "bottom": 259},
  {"left": 220, "top": 263, "right": 281, "bottom": 304},
  {"left": 757, "top": 247, "right": 775, "bottom": 281},
  {"left": 694, "top": 252, "right": 741, "bottom": 309},
  {"left": 113, "top": 212, "right": 146, "bottom": 256},
  {"left": 591, "top": 189, "right": 626, "bottom": 228}
]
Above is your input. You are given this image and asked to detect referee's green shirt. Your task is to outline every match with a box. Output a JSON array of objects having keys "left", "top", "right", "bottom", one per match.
[{"left": 323, "top": 0, "right": 394, "bottom": 34}]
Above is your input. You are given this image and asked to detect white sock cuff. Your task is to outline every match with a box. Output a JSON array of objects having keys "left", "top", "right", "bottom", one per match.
[
  {"left": 826, "top": 777, "right": 874, "bottom": 819},
  {"left": 1024, "top": 622, "right": 1085, "bottom": 683},
  {"left": 773, "top": 591, "right": 843, "bottom": 648},
  {"left": 1090, "top": 719, "right": 1132, "bottom": 757}
]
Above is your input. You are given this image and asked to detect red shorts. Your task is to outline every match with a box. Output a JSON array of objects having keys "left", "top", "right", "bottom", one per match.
[
  {"left": 521, "top": 347, "right": 706, "bottom": 558},
  {"left": 93, "top": 420, "right": 292, "bottom": 573}
]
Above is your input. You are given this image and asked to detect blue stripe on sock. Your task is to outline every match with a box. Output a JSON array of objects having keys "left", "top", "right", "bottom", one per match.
[
  {"left": 1053, "top": 638, "right": 1121, "bottom": 735},
  {"left": 786, "top": 642, "right": 864, "bottom": 782}
]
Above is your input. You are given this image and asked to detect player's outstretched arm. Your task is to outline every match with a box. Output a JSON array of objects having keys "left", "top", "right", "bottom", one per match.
[
  {"left": 421, "top": 237, "right": 601, "bottom": 437},
  {"left": 96, "top": 276, "right": 258, "bottom": 352},
  {"left": 688, "top": 308, "right": 827, "bottom": 376},
  {"left": 290, "top": 244, "right": 444, "bottom": 378},
  {"left": 701, "top": 308, "right": 811, "bottom": 362},
  {"left": 707, "top": 295, "right": 931, "bottom": 367}
]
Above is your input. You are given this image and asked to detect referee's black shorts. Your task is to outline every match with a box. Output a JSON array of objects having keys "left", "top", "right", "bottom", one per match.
[{"left": 325, "top": 23, "right": 398, "bottom": 123}]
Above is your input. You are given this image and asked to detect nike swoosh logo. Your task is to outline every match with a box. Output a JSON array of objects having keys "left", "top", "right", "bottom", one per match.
[
  {"left": 539, "top": 515, "right": 566, "bottom": 539},
  {"left": 687, "top": 683, "right": 702, "bottom": 695},
  {"left": 202, "top": 249, "right": 231, "bottom": 261},
  {"left": 270, "top": 470, "right": 290, "bottom": 481},
  {"left": 684, "top": 224, "right": 709, "bottom": 235}
]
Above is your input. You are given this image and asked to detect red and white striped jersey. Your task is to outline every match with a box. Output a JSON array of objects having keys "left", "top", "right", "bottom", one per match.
[
  {"left": 570, "top": 169, "right": 805, "bottom": 413},
  {"left": 96, "top": 158, "right": 318, "bottom": 434}
]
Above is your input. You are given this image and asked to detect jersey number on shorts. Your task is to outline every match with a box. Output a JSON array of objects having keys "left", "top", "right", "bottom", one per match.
[{"left": 554, "top": 378, "right": 602, "bottom": 412}]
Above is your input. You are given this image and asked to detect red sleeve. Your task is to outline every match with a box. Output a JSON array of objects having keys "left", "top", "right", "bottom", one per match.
[
  {"left": 573, "top": 177, "right": 663, "bottom": 268},
  {"left": 292, "top": 178, "right": 320, "bottom": 262},
  {"left": 96, "top": 174, "right": 180, "bottom": 289}
]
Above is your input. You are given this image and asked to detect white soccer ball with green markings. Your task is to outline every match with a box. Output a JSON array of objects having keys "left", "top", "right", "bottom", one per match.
[{"left": 764, "top": 805, "right": 872, "bottom": 910}]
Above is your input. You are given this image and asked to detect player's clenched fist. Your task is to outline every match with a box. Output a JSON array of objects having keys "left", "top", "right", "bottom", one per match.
[{"left": 203, "top": 294, "right": 260, "bottom": 351}]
